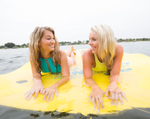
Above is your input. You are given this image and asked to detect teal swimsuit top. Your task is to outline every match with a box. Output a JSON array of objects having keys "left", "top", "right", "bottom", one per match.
[{"left": 40, "top": 57, "right": 61, "bottom": 73}]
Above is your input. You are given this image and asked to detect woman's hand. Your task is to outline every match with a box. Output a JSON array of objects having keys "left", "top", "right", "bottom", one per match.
[
  {"left": 89, "top": 86, "right": 105, "bottom": 113},
  {"left": 43, "top": 85, "right": 59, "bottom": 102},
  {"left": 105, "top": 81, "right": 128, "bottom": 106},
  {"left": 25, "top": 79, "right": 44, "bottom": 100}
]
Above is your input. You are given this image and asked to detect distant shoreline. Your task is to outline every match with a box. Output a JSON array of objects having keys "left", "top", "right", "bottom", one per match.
[
  {"left": 0, "top": 40, "right": 150, "bottom": 49},
  {"left": 117, "top": 40, "right": 150, "bottom": 43}
]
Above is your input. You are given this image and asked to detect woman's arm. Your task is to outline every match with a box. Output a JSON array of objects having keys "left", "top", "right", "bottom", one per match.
[
  {"left": 83, "top": 49, "right": 105, "bottom": 113},
  {"left": 43, "top": 50, "right": 70, "bottom": 102},
  {"left": 52, "top": 50, "right": 70, "bottom": 87},
  {"left": 106, "top": 44, "right": 128, "bottom": 105},
  {"left": 110, "top": 44, "right": 124, "bottom": 82},
  {"left": 25, "top": 55, "right": 44, "bottom": 100},
  {"left": 83, "top": 49, "right": 97, "bottom": 88}
]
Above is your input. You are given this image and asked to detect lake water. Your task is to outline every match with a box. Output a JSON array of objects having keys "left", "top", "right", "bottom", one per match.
[{"left": 0, "top": 41, "right": 150, "bottom": 119}]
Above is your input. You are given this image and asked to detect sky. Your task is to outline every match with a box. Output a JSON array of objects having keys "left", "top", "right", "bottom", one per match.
[{"left": 0, "top": 0, "right": 150, "bottom": 45}]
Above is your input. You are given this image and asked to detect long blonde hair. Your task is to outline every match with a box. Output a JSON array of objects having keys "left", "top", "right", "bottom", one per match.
[
  {"left": 29, "top": 27, "right": 60, "bottom": 73},
  {"left": 91, "top": 24, "right": 116, "bottom": 74}
]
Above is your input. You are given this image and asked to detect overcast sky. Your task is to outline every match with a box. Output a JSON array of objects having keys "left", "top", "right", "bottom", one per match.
[{"left": 0, "top": 0, "right": 150, "bottom": 45}]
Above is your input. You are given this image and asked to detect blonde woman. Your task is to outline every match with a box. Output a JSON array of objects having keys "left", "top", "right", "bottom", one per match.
[
  {"left": 82, "top": 25, "right": 128, "bottom": 113},
  {"left": 25, "top": 27, "right": 75, "bottom": 102}
]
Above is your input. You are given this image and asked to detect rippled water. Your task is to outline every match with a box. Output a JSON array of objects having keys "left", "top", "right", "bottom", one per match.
[{"left": 0, "top": 41, "right": 150, "bottom": 119}]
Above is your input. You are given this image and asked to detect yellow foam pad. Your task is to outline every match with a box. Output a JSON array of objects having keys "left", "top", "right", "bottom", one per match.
[{"left": 0, "top": 49, "right": 150, "bottom": 115}]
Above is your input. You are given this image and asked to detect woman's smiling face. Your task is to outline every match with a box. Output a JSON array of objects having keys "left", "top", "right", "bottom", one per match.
[
  {"left": 39, "top": 30, "right": 55, "bottom": 52},
  {"left": 89, "top": 30, "right": 98, "bottom": 54}
]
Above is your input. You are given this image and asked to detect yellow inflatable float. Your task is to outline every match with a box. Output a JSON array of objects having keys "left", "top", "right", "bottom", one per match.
[{"left": 0, "top": 49, "right": 150, "bottom": 116}]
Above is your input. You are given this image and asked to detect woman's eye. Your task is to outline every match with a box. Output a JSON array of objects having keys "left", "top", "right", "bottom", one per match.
[
  {"left": 93, "top": 39, "right": 96, "bottom": 41},
  {"left": 47, "top": 38, "right": 50, "bottom": 40}
]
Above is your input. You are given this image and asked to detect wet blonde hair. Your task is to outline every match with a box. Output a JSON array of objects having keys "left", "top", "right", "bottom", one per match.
[
  {"left": 29, "top": 27, "right": 60, "bottom": 73},
  {"left": 91, "top": 24, "right": 116, "bottom": 74}
]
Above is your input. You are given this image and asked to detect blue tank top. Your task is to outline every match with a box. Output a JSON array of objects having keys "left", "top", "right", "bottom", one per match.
[{"left": 40, "top": 57, "right": 61, "bottom": 73}]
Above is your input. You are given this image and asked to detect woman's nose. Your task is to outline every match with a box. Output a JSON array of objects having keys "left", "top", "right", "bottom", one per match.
[
  {"left": 88, "top": 40, "right": 92, "bottom": 45},
  {"left": 51, "top": 39, "right": 55, "bottom": 44}
]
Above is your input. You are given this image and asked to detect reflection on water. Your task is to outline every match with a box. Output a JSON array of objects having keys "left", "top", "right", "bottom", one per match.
[{"left": 0, "top": 105, "right": 150, "bottom": 119}]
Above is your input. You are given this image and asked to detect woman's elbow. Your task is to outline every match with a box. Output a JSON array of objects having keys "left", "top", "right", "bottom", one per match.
[{"left": 63, "top": 75, "right": 70, "bottom": 82}]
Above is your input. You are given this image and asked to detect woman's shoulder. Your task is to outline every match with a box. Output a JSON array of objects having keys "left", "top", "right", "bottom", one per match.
[
  {"left": 82, "top": 48, "right": 94, "bottom": 62},
  {"left": 59, "top": 50, "right": 67, "bottom": 58},
  {"left": 115, "top": 44, "right": 124, "bottom": 56},
  {"left": 59, "top": 50, "right": 65, "bottom": 55}
]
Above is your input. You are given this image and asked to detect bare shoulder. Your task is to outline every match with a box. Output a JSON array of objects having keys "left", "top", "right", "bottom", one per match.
[
  {"left": 57, "top": 50, "right": 67, "bottom": 65},
  {"left": 59, "top": 50, "right": 66, "bottom": 56},
  {"left": 82, "top": 48, "right": 94, "bottom": 62},
  {"left": 115, "top": 44, "right": 124, "bottom": 56}
]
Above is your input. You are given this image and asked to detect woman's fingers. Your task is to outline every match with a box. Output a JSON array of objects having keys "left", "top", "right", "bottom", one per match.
[
  {"left": 89, "top": 94, "right": 92, "bottom": 102},
  {"left": 111, "top": 92, "right": 115, "bottom": 105},
  {"left": 24, "top": 90, "right": 30, "bottom": 95},
  {"left": 41, "top": 88, "right": 46, "bottom": 95},
  {"left": 43, "top": 89, "right": 58, "bottom": 102},
  {"left": 55, "top": 90, "right": 59, "bottom": 97},
  {"left": 40, "top": 88, "right": 45, "bottom": 94},
  {"left": 34, "top": 91, "right": 39, "bottom": 99},
  {"left": 115, "top": 92, "right": 119, "bottom": 106},
  {"left": 26, "top": 91, "right": 34, "bottom": 100},
  {"left": 98, "top": 97, "right": 104, "bottom": 109},
  {"left": 121, "top": 92, "right": 128, "bottom": 102},
  {"left": 95, "top": 97, "right": 100, "bottom": 113},
  {"left": 46, "top": 93, "right": 51, "bottom": 102},
  {"left": 119, "top": 93, "right": 123, "bottom": 104},
  {"left": 105, "top": 89, "right": 109, "bottom": 96},
  {"left": 25, "top": 92, "right": 30, "bottom": 99},
  {"left": 108, "top": 88, "right": 128, "bottom": 105},
  {"left": 50, "top": 92, "right": 54, "bottom": 100},
  {"left": 25, "top": 91, "right": 32, "bottom": 100},
  {"left": 43, "top": 92, "right": 48, "bottom": 101},
  {"left": 91, "top": 97, "right": 96, "bottom": 110}
]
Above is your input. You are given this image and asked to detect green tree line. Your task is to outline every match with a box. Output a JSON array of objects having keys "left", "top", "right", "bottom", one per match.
[
  {"left": 117, "top": 38, "right": 150, "bottom": 42},
  {"left": 1, "top": 38, "right": 150, "bottom": 49},
  {"left": 0, "top": 40, "right": 89, "bottom": 49},
  {"left": 0, "top": 42, "right": 29, "bottom": 49}
]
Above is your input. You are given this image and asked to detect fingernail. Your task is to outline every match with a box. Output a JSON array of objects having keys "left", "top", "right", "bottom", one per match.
[
  {"left": 94, "top": 107, "right": 96, "bottom": 110},
  {"left": 105, "top": 94, "right": 107, "bottom": 96},
  {"left": 102, "top": 108, "right": 104, "bottom": 109},
  {"left": 115, "top": 104, "right": 118, "bottom": 106},
  {"left": 97, "top": 109, "right": 100, "bottom": 113},
  {"left": 121, "top": 102, "right": 124, "bottom": 104}
]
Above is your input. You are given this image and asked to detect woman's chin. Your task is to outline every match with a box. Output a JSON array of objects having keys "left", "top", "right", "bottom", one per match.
[
  {"left": 91, "top": 50, "right": 97, "bottom": 54},
  {"left": 49, "top": 48, "right": 54, "bottom": 52}
]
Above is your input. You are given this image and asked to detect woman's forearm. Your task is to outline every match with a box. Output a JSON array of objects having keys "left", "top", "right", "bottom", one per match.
[
  {"left": 33, "top": 74, "right": 42, "bottom": 81},
  {"left": 52, "top": 76, "right": 69, "bottom": 88},
  {"left": 109, "top": 74, "right": 119, "bottom": 83},
  {"left": 85, "top": 78, "right": 99, "bottom": 89},
  {"left": 32, "top": 74, "right": 43, "bottom": 85}
]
